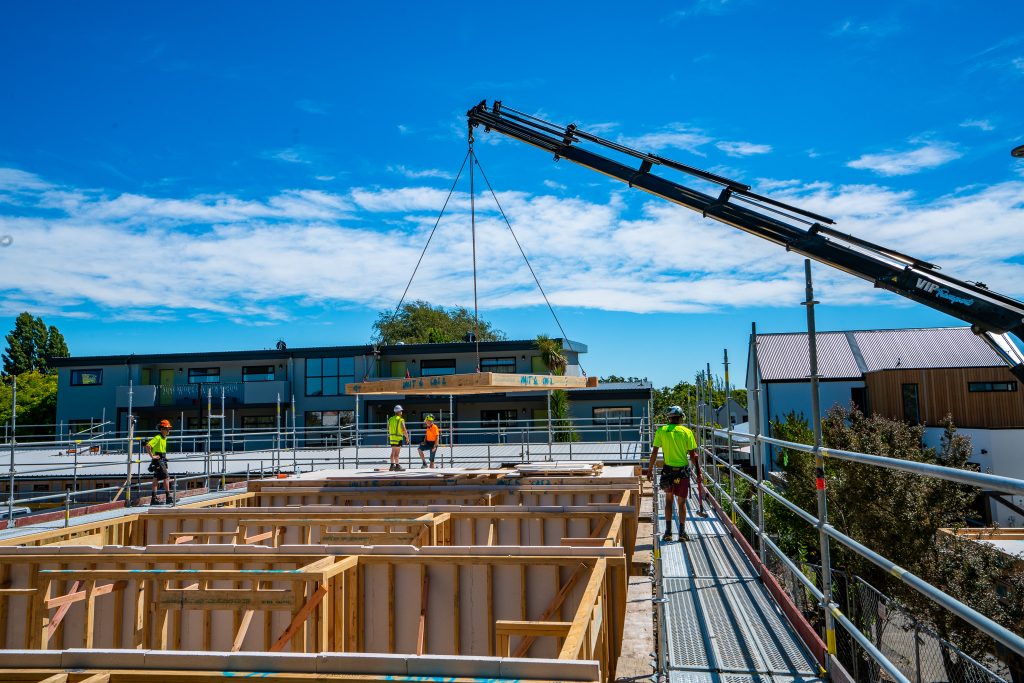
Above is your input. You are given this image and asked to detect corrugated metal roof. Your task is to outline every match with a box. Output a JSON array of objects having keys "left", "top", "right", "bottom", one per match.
[
  {"left": 850, "top": 327, "right": 1002, "bottom": 371},
  {"left": 756, "top": 327, "right": 1004, "bottom": 381},
  {"left": 756, "top": 332, "right": 861, "bottom": 381}
]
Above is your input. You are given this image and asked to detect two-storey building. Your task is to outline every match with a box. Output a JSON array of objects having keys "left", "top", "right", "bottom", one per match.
[{"left": 51, "top": 338, "right": 652, "bottom": 447}]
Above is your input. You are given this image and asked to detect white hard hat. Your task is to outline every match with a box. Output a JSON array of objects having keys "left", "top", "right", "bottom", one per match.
[
  {"left": 667, "top": 405, "right": 685, "bottom": 418},
  {"left": 394, "top": 404, "right": 403, "bottom": 413}
]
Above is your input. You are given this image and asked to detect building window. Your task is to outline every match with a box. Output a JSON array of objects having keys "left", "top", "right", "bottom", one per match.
[
  {"left": 306, "top": 357, "right": 355, "bottom": 396},
  {"left": 186, "top": 416, "right": 210, "bottom": 432},
  {"left": 389, "top": 361, "right": 408, "bottom": 378},
  {"left": 305, "top": 410, "right": 355, "bottom": 446},
  {"left": 33, "top": 483, "right": 49, "bottom": 492},
  {"left": 480, "top": 409, "right": 518, "bottom": 429},
  {"left": 593, "top": 407, "right": 632, "bottom": 424},
  {"left": 71, "top": 369, "right": 103, "bottom": 386},
  {"left": 188, "top": 368, "right": 220, "bottom": 384},
  {"left": 531, "top": 356, "right": 548, "bottom": 374},
  {"left": 968, "top": 381, "right": 1017, "bottom": 393},
  {"left": 481, "top": 357, "right": 516, "bottom": 374},
  {"left": 243, "top": 365, "right": 275, "bottom": 382},
  {"left": 531, "top": 408, "right": 548, "bottom": 424},
  {"left": 241, "top": 415, "right": 276, "bottom": 430},
  {"left": 901, "top": 383, "right": 920, "bottom": 424},
  {"left": 421, "top": 359, "right": 456, "bottom": 376}
]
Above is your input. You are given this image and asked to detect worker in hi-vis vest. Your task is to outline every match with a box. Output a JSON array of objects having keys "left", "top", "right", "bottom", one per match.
[
  {"left": 388, "top": 405, "right": 411, "bottom": 471},
  {"left": 418, "top": 414, "right": 441, "bottom": 468},
  {"left": 144, "top": 419, "right": 175, "bottom": 505},
  {"left": 647, "top": 406, "right": 700, "bottom": 543}
]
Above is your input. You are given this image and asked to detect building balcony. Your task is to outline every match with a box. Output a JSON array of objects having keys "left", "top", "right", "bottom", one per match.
[{"left": 116, "top": 381, "right": 290, "bottom": 408}]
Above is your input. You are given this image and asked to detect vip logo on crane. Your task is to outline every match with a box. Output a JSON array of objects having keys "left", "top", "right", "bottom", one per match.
[{"left": 915, "top": 278, "right": 975, "bottom": 307}]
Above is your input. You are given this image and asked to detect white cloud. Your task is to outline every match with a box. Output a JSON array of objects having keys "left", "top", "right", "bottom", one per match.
[
  {"left": 0, "top": 168, "right": 52, "bottom": 191},
  {"left": 618, "top": 124, "right": 712, "bottom": 155},
  {"left": 1, "top": 168, "right": 1022, "bottom": 322},
  {"left": 847, "top": 142, "right": 962, "bottom": 176},
  {"left": 1014, "top": 57, "right": 1024, "bottom": 73},
  {"left": 264, "top": 147, "right": 313, "bottom": 165},
  {"left": 830, "top": 18, "right": 899, "bottom": 39},
  {"left": 387, "top": 165, "right": 454, "bottom": 180},
  {"left": 716, "top": 140, "right": 772, "bottom": 157},
  {"left": 960, "top": 119, "right": 994, "bottom": 132},
  {"left": 543, "top": 180, "right": 567, "bottom": 190}
]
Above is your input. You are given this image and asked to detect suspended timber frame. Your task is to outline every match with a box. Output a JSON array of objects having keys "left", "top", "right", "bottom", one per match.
[{"left": 346, "top": 371, "right": 596, "bottom": 396}]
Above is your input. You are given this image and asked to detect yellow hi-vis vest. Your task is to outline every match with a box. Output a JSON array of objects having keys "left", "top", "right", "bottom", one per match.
[{"left": 388, "top": 415, "right": 405, "bottom": 445}]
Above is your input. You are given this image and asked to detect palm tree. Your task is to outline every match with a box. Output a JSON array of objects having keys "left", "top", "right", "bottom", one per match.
[
  {"left": 534, "top": 334, "right": 567, "bottom": 375},
  {"left": 534, "top": 335, "right": 577, "bottom": 442}
]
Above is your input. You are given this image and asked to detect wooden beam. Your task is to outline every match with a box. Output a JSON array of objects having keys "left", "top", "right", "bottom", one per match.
[
  {"left": 558, "top": 558, "right": 607, "bottom": 661},
  {"left": 36, "top": 674, "right": 68, "bottom": 683},
  {"left": 269, "top": 583, "right": 329, "bottom": 652},
  {"left": 512, "top": 563, "right": 589, "bottom": 658},
  {"left": 416, "top": 567, "right": 429, "bottom": 655},
  {"left": 496, "top": 620, "right": 573, "bottom": 656},
  {"left": 78, "top": 675, "right": 110, "bottom": 683},
  {"left": 45, "top": 580, "right": 81, "bottom": 642},
  {"left": 231, "top": 609, "right": 255, "bottom": 652},
  {"left": 346, "top": 372, "right": 593, "bottom": 396}
]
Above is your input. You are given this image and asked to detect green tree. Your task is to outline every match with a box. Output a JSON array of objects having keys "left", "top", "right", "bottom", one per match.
[
  {"left": 372, "top": 301, "right": 505, "bottom": 345},
  {"left": 0, "top": 370, "right": 58, "bottom": 434},
  {"left": 3, "top": 312, "right": 69, "bottom": 375},
  {"left": 772, "top": 407, "right": 1021, "bottom": 678},
  {"left": 651, "top": 375, "right": 746, "bottom": 421}
]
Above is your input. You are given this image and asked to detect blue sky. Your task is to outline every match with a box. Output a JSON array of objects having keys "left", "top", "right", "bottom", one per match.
[{"left": 1, "top": 1, "right": 1023, "bottom": 387}]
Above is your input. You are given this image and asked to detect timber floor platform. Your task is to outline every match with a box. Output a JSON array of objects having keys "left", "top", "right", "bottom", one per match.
[{"left": 660, "top": 495, "right": 824, "bottom": 683}]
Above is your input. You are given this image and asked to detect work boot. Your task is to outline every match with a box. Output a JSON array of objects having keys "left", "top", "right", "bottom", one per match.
[
  {"left": 661, "top": 531, "right": 673, "bottom": 543},
  {"left": 394, "top": 464, "right": 404, "bottom": 472},
  {"left": 679, "top": 529, "right": 690, "bottom": 542},
  {"left": 388, "top": 463, "right": 397, "bottom": 471}
]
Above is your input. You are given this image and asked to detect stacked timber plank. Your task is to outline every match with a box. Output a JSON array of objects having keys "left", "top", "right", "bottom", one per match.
[{"left": 0, "top": 465, "right": 640, "bottom": 683}]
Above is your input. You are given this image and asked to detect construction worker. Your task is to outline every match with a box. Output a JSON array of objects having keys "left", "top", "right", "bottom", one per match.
[
  {"left": 647, "top": 406, "right": 700, "bottom": 542},
  {"left": 388, "top": 405, "right": 410, "bottom": 471},
  {"left": 418, "top": 414, "right": 441, "bottom": 468},
  {"left": 145, "top": 419, "right": 174, "bottom": 505}
]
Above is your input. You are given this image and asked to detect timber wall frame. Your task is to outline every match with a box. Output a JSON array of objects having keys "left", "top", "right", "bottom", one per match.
[
  {"left": 0, "top": 546, "right": 625, "bottom": 680},
  {"left": 0, "top": 469, "right": 640, "bottom": 683}
]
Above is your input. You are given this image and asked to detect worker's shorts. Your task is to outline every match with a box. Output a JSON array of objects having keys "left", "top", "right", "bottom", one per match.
[
  {"left": 389, "top": 440, "right": 403, "bottom": 448},
  {"left": 659, "top": 465, "right": 690, "bottom": 495},
  {"left": 418, "top": 441, "right": 437, "bottom": 462},
  {"left": 149, "top": 456, "right": 169, "bottom": 480}
]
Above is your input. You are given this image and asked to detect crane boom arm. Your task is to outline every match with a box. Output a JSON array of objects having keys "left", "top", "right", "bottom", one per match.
[{"left": 466, "top": 101, "right": 1024, "bottom": 381}]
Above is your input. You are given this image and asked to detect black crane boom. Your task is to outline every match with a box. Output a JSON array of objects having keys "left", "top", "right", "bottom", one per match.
[{"left": 467, "top": 101, "right": 1024, "bottom": 382}]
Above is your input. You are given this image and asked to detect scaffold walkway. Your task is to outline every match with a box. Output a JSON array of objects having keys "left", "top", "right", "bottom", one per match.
[{"left": 660, "top": 495, "right": 824, "bottom": 683}]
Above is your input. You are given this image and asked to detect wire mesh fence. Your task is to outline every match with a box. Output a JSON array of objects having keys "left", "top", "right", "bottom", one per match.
[{"left": 760, "top": 554, "right": 1011, "bottom": 683}]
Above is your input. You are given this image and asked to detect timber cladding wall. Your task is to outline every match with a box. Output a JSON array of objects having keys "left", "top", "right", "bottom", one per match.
[
  {"left": 0, "top": 547, "right": 625, "bottom": 672},
  {"left": 863, "top": 367, "right": 1024, "bottom": 428}
]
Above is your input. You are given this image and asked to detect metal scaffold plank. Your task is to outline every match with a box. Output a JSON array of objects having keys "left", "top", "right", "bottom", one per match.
[{"left": 660, "top": 496, "right": 819, "bottom": 679}]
